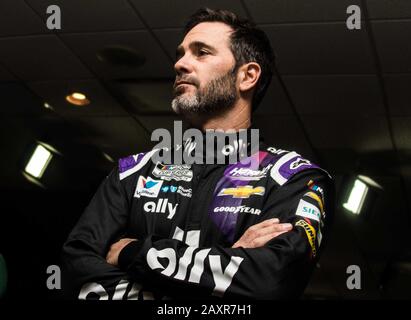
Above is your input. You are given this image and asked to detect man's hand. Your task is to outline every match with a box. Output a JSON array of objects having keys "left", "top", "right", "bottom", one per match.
[
  {"left": 106, "top": 238, "right": 137, "bottom": 266},
  {"left": 232, "top": 218, "right": 292, "bottom": 249}
]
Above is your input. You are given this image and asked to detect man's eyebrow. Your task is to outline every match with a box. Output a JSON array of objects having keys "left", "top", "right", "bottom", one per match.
[
  {"left": 190, "top": 41, "right": 216, "bottom": 52},
  {"left": 175, "top": 41, "right": 216, "bottom": 58}
]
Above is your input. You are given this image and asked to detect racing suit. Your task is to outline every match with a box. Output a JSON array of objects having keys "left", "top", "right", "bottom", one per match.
[{"left": 61, "top": 128, "right": 334, "bottom": 300}]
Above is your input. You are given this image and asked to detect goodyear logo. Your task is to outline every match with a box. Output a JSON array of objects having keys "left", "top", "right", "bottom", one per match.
[
  {"left": 218, "top": 186, "right": 265, "bottom": 199},
  {"left": 295, "top": 220, "right": 317, "bottom": 258}
]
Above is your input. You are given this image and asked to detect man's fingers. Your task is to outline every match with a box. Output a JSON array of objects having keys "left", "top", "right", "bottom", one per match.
[
  {"left": 105, "top": 238, "right": 137, "bottom": 266},
  {"left": 246, "top": 218, "right": 279, "bottom": 234},
  {"left": 251, "top": 230, "right": 289, "bottom": 248},
  {"left": 279, "top": 223, "right": 293, "bottom": 231},
  {"left": 248, "top": 222, "right": 292, "bottom": 238},
  {"left": 267, "top": 222, "right": 292, "bottom": 232},
  {"left": 250, "top": 218, "right": 280, "bottom": 230},
  {"left": 232, "top": 220, "right": 293, "bottom": 248}
]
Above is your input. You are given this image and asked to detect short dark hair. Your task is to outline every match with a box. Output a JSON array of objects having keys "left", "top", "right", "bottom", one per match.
[{"left": 184, "top": 8, "right": 275, "bottom": 110}]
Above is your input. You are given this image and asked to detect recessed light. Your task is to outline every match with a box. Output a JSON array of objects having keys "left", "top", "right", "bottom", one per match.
[{"left": 66, "top": 92, "right": 90, "bottom": 106}]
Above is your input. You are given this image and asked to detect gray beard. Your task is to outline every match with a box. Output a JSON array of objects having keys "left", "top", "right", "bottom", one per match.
[{"left": 172, "top": 69, "right": 237, "bottom": 116}]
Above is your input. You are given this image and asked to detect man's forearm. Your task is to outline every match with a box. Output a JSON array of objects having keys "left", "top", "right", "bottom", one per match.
[{"left": 115, "top": 228, "right": 314, "bottom": 299}]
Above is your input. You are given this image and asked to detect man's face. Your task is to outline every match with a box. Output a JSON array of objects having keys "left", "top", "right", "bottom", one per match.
[{"left": 172, "top": 22, "right": 238, "bottom": 115}]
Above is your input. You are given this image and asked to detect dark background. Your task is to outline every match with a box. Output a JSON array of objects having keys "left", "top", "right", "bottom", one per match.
[{"left": 0, "top": 0, "right": 410, "bottom": 300}]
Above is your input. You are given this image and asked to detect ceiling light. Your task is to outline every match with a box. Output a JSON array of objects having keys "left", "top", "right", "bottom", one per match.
[
  {"left": 43, "top": 102, "right": 54, "bottom": 110},
  {"left": 72, "top": 93, "right": 85, "bottom": 100},
  {"left": 66, "top": 92, "right": 90, "bottom": 106},
  {"left": 343, "top": 178, "right": 369, "bottom": 215},
  {"left": 357, "top": 175, "right": 383, "bottom": 189},
  {"left": 24, "top": 144, "right": 53, "bottom": 179},
  {"left": 102, "top": 152, "right": 114, "bottom": 163}
]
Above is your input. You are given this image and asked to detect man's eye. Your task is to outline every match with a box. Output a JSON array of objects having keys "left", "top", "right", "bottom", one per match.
[{"left": 198, "top": 50, "right": 209, "bottom": 56}]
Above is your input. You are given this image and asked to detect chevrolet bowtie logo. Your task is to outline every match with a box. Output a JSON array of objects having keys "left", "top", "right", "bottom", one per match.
[{"left": 218, "top": 186, "right": 265, "bottom": 198}]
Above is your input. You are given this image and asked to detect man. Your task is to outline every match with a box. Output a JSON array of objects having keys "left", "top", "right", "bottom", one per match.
[{"left": 62, "top": 8, "right": 334, "bottom": 300}]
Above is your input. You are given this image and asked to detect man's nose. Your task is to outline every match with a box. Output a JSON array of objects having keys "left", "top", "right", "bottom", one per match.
[{"left": 174, "top": 54, "right": 193, "bottom": 75}]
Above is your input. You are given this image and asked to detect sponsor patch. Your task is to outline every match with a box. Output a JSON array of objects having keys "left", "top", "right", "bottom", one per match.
[
  {"left": 304, "top": 191, "right": 324, "bottom": 213},
  {"left": 152, "top": 162, "right": 193, "bottom": 182},
  {"left": 134, "top": 176, "right": 163, "bottom": 198},
  {"left": 177, "top": 186, "right": 192, "bottom": 198},
  {"left": 143, "top": 198, "right": 178, "bottom": 220},
  {"left": 306, "top": 180, "right": 326, "bottom": 219},
  {"left": 161, "top": 185, "right": 192, "bottom": 198},
  {"left": 290, "top": 158, "right": 311, "bottom": 170},
  {"left": 295, "top": 199, "right": 321, "bottom": 222},
  {"left": 213, "top": 206, "right": 261, "bottom": 215},
  {"left": 295, "top": 220, "right": 317, "bottom": 257},
  {"left": 270, "top": 152, "right": 322, "bottom": 186},
  {"left": 267, "top": 147, "right": 289, "bottom": 155},
  {"left": 226, "top": 164, "right": 273, "bottom": 181},
  {"left": 217, "top": 185, "right": 265, "bottom": 199},
  {"left": 307, "top": 180, "right": 325, "bottom": 199}
]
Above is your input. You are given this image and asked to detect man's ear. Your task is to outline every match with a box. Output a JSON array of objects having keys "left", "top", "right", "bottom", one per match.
[{"left": 238, "top": 62, "right": 261, "bottom": 93}]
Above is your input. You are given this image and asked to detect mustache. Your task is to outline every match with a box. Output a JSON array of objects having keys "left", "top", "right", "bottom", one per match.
[{"left": 173, "top": 76, "right": 200, "bottom": 89}]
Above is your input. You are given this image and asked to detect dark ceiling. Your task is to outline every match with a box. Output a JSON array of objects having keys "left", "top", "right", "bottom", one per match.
[{"left": 0, "top": 0, "right": 410, "bottom": 300}]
